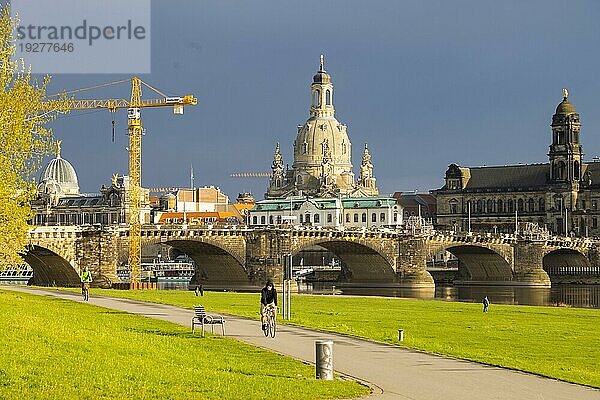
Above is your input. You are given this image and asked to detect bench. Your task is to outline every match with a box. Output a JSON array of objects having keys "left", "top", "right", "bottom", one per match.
[{"left": 191, "top": 306, "right": 225, "bottom": 337}]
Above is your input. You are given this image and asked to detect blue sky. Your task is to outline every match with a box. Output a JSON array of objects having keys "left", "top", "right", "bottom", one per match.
[{"left": 43, "top": 1, "right": 600, "bottom": 199}]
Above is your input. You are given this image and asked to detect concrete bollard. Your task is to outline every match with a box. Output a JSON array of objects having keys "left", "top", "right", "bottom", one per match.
[
  {"left": 315, "top": 340, "right": 334, "bottom": 380},
  {"left": 398, "top": 329, "right": 404, "bottom": 341}
]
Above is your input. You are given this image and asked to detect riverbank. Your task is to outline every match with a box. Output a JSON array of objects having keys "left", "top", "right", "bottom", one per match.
[
  {"left": 58, "top": 288, "right": 600, "bottom": 388},
  {"left": 0, "top": 289, "right": 367, "bottom": 400}
]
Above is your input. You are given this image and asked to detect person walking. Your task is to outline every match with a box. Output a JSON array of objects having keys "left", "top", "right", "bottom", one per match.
[{"left": 483, "top": 296, "right": 490, "bottom": 313}]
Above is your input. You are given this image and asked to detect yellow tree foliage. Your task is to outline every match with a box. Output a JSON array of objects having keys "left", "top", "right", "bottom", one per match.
[{"left": 0, "top": 5, "right": 64, "bottom": 269}]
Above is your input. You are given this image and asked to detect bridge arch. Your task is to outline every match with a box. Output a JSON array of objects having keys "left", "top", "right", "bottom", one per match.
[
  {"left": 291, "top": 239, "right": 396, "bottom": 284},
  {"left": 23, "top": 245, "right": 81, "bottom": 287},
  {"left": 141, "top": 237, "right": 250, "bottom": 287},
  {"left": 438, "top": 244, "right": 513, "bottom": 282},
  {"left": 542, "top": 248, "right": 592, "bottom": 278}
]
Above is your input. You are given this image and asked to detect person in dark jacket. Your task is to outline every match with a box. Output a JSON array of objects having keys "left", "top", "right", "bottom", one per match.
[
  {"left": 483, "top": 296, "right": 490, "bottom": 313},
  {"left": 260, "top": 279, "right": 278, "bottom": 330}
]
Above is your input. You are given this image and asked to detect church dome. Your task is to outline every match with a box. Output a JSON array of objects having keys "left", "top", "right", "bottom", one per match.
[
  {"left": 555, "top": 89, "right": 577, "bottom": 115},
  {"left": 294, "top": 117, "right": 352, "bottom": 167},
  {"left": 38, "top": 142, "right": 80, "bottom": 196}
]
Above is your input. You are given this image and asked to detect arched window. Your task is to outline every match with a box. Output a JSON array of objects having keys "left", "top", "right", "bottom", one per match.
[
  {"left": 269, "top": 215, "right": 274, "bottom": 225},
  {"left": 302, "top": 142, "right": 308, "bottom": 154},
  {"left": 313, "top": 89, "right": 320, "bottom": 106},
  {"left": 508, "top": 199, "right": 514, "bottom": 213},
  {"left": 314, "top": 214, "right": 320, "bottom": 223},
  {"left": 380, "top": 213, "right": 385, "bottom": 222},
  {"left": 327, "top": 213, "right": 332, "bottom": 223},
  {"left": 260, "top": 216, "right": 266, "bottom": 225},
  {"left": 393, "top": 213, "right": 398, "bottom": 222},
  {"left": 487, "top": 199, "right": 494, "bottom": 213},
  {"left": 305, "top": 214, "right": 311, "bottom": 223},
  {"left": 497, "top": 199, "right": 503, "bottom": 213},
  {"left": 539, "top": 198, "right": 545, "bottom": 212},
  {"left": 346, "top": 213, "right": 350, "bottom": 223},
  {"left": 325, "top": 89, "right": 331, "bottom": 105},
  {"left": 252, "top": 216, "right": 257, "bottom": 225},
  {"left": 528, "top": 198, "right": 535, "bottom": 213},
  {"left": 354, "top": 214, "right": 359, "bottom": 223},
  {"left": 518, "top": 198, "right": 524, "bottom": 212},
  {"left": 574, "top": 161, "right": 580, "bottom": 180},
  {"left": 476, "top": 200, "right": 482, "bottom": 213},
  {"left": 362, "top": 213, "right": 367, "bottom": 223},
  {"left": 372, "top": 213, "right": 377, "bottom": 222},
  {"left": 299, "top": 214, "right": 303, "bottom": 223}
]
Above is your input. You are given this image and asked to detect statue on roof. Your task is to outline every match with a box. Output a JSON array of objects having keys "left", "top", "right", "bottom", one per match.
[{"left": 563, "top": 88, "right": 569, "bottom": 100}]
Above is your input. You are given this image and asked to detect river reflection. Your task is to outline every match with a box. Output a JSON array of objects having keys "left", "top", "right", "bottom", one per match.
[{"left": 296, "top": 281, "right": 600, "bottom": 309}]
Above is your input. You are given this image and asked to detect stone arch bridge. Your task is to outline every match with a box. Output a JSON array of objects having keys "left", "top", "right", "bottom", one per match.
[{"left": 24, "top": 225, "right": 600, "bottom": 288}]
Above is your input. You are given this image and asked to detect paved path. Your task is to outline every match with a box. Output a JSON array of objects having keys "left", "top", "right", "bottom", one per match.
[{"left": 7, "top": 287, "right": 599, "bottom": 400}]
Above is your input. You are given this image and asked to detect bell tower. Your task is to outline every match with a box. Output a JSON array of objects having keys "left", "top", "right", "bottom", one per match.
[{"left": 549, "top": 89, "right": 583, "bottom": 183}]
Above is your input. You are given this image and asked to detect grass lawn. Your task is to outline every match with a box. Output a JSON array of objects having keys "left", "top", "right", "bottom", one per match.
[
  {"left": 64, "top": 287, "right": 600, "bottom": 389},
  {"left": 0, "top": 289, "right": 368, "bottom": 400}
]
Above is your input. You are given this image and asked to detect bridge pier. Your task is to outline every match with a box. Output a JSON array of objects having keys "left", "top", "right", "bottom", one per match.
[
  {"left": 396, "top": 237, "right": 435, "bottom": 288},
  {"left": 513, "top": 241, "right": 551, "bottom": 286}
]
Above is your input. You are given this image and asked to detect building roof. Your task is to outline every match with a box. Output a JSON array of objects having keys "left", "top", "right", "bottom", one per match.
[{"left": 462, "top": 164, "right": 549, "bottom": 189}]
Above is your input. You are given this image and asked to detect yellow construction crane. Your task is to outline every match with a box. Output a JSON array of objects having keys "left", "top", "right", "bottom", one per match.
[{"left": 44, "top": 77, "right": 197, "bottom": 285}]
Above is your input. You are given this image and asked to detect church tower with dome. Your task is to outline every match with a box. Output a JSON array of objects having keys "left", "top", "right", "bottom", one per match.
[{"left": 266, "top": 55, "right": 379, "bottom": 199}]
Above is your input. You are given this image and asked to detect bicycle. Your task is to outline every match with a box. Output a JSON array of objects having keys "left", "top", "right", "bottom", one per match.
[
  {"left": 262, "top": 305, "right": 276, "bottom": 338},
  {"left": 82, "top": 282, "right": 90, "bottom": 301}
]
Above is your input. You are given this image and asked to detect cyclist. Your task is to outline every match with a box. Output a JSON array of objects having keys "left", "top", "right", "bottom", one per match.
[
  {"left": 260, "top": 279, "right": 277, "bottom": 331},
  {"left": 81, "top": 267, "right": 92, "bottom": 301}
]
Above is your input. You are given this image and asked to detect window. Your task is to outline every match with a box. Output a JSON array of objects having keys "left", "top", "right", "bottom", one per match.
[
  {"left": 593, "top": 200, "right": 598, "bottom": 210},
  {"left": 393, "top": 213, "right": 398, "bottom": 222},
  {"left": 302, "top": 142, "right": 308, "bottom": 155},
  {"left": 518, "top": 199, "right": 524, "bottom": 212},
  {"left": 476, "top": 200, "right": 482, "bottom": 213},
  {"left": 314, "top": 214, "right": 320, "bottom": 223},
  {"left": 508, "top": 199, "right": 514, "bottom": 213},
  {"left": 325, "top": 89, "right": 331, "bottom": 105},
  {"left": 362, "top": 213, "right": 367, "bottom": 223},
  {"left": 269, "top": 215, "right": 274, "bottom": 225},
  {"left": 313, "top": 89, "right": 320, "bottom": 106},
  {"left": 487, "top": 199, "right": 494, "bottom": 213},
  {"left": 582, "top": 200, "right": 587, "bottom": 210},
  {"left": 497, "top": 199, "right": 503, "bottom": 213},
  {"left": 346, "top": 213, "right": 350, "bottom": 223},
  {"left": 372, "top": 213, "right": 377, "bottom": 222},
  {"left": 380, "top": 213, "right": 385, "bottom": 222},
  {"left": 260, "top": 216, "right": 266, "bottom": 224},
  {"left": 277, "top": 215, "right": 282, "bottom": 224},
  {"left": 327, "top": 213, "right": 332, "bottom": 223},
  {"left": 354, "top": 214, "right": 359, "bottom": 222},
  {"left": 305, "top": 214, "right": 311, "bottom": 223},
  {"left": 574, "top": 161, "right": 580, "bottom": 180},
  {"left": 539, "top": 198, "right": 545, "bottom": 212},
  {"left": 528, "top": 198, "right": 535, "bottom": 213},
  {"left": 449, "top": 200, "right": 458, "bottom": 214},
  {"left": 300, "top": 214, "right": 303, "bottom": 223},
  {"left": 593, "top": 218, "right": 598, "bottom": 229}
]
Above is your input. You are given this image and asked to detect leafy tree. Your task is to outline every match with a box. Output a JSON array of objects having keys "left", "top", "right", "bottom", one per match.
[{"left": 0, "top": 5, "right": 61, "bottom": 269}]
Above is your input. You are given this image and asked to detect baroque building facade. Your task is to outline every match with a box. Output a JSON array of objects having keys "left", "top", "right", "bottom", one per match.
[
  {"left": 32, "top": 143, "right": 151, "bottom": 226},
  {"left": 265, "top": 56, "right": 379, "bottom": 199},
  {"left": 435, "top": 90, "right": 600, "bottom": 236}
]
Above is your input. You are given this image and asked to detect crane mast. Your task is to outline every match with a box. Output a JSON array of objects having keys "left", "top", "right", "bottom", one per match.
[{"left": 128, "top": 77, "right": 143, "bottom": 284}]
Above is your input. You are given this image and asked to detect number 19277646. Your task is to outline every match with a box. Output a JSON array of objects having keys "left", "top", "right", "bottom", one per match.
[{"left": 19, "top": 42, "right": 74, "bottom": 52}]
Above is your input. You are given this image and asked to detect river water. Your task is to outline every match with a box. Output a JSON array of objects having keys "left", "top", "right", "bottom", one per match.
[{"left": 296, "top": 282, "right": 600, "bottom": 309}]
